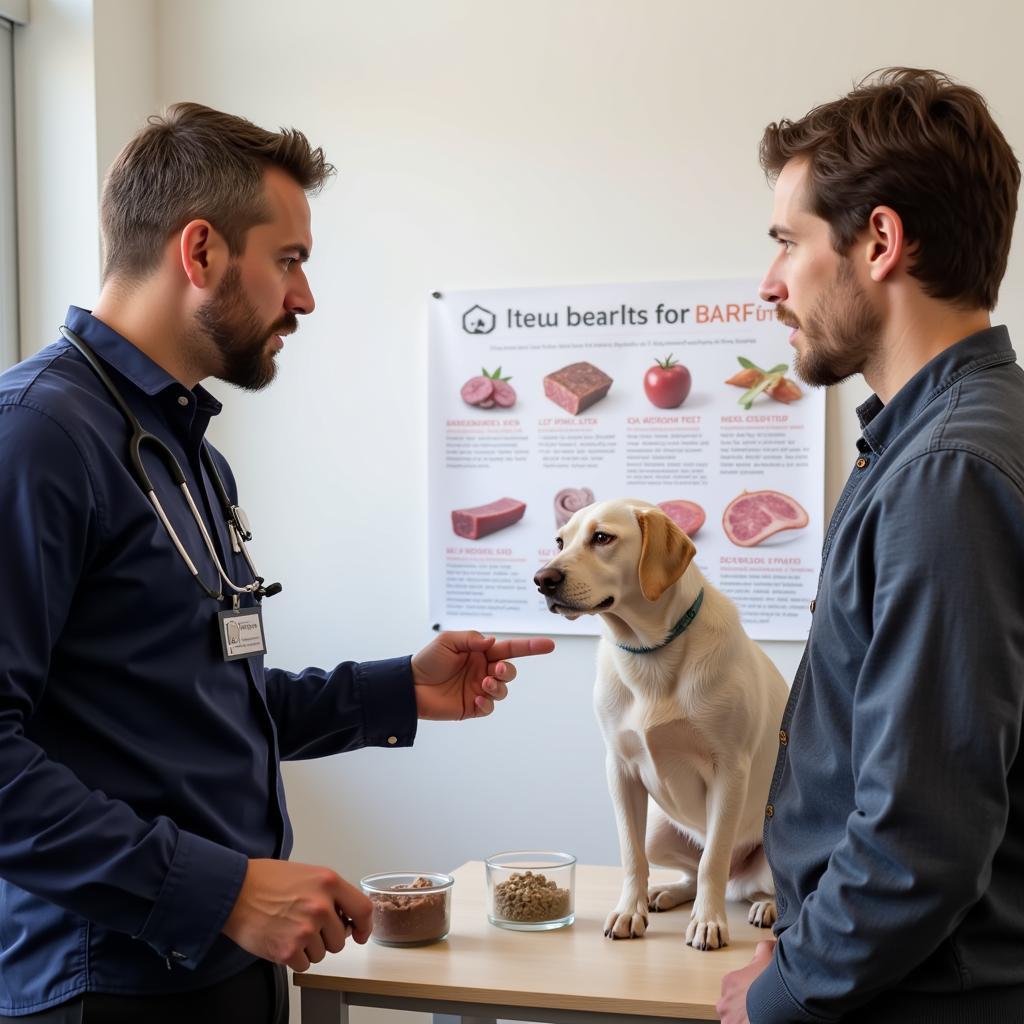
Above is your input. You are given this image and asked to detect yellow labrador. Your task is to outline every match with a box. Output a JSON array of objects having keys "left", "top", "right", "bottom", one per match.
[{"left": 534, "top": 499, "right": 788, "bottom": 950}]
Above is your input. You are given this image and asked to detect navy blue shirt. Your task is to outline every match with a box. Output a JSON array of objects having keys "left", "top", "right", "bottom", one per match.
[
  {"left": 0, "top": 308, "right": 417, "bottom": 1015},
  {"left": 748, "top": 327, "right": 1024, "bottom": 1021}
]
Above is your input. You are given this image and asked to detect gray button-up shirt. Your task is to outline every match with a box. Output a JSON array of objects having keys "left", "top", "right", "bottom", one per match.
[{"left": 748, "top": 327, "right": 1024, "bottom": 1022}]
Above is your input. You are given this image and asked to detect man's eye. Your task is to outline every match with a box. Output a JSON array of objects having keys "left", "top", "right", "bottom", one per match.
[
  {"left": 592, "top": 531, "right": 614, "bottom": 545},
  {"left": 776, "top": 238, "right": 794, "bottom": 253},
  {"left": 280, "top": 257, "right": 298, "bottom": 270},
  {"left": 555, "top": 537, "right": 563, "bottom": 550}
]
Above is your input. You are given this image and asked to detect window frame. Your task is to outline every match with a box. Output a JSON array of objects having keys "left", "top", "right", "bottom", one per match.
[{"left": 0, "top": 16, "right": 17, "bottom": 370}]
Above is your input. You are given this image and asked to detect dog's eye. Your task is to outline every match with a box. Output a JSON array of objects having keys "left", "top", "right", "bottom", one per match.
[
  {"left": 592, "top": 531, "right": 615, "bottom": 546},
  {"left": 555, "top": 537, "right": 563, "bottom": 550}
]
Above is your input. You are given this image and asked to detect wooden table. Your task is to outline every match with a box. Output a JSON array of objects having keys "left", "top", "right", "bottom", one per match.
[{"left": 295, "top": 862, "right": 772, "bottom": 1023}]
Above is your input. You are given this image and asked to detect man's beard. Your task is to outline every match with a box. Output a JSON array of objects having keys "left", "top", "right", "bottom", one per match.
[
  {"left": 192, "top": 263, "right": 296, "bottom": 391},
  {"left": 778, "top": 257, "right": 883, "bottom": 388}
]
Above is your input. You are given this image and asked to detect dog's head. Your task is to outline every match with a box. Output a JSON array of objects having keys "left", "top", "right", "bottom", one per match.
[{"left": 533, "top": 499, "right": 697, "bottom": 620}]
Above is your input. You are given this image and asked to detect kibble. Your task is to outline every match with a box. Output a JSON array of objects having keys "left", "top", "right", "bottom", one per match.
[{"left": 492, "top": 870, "right": 570, "bottom": 922}]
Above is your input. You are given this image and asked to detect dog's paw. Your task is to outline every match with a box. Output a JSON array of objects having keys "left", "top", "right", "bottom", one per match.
[
  {"left": 648, "top": 881, "right": 696, "bottom": 913},
  {"left": 748, "top": 898, "right": 777, "bottom": 928},
  {"left": 685, "top": 912, "right": 729, "bottom": 951},
  {"left": 603, "top": 907, "right": 648, "bottom": 939}
]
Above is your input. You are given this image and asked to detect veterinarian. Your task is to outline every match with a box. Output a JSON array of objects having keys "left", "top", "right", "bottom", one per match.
[
  {"left": 718, "top": 67, "right": 1024, "bottom": 1023},
  {"left": 0, "top": 103, "right": 554, "bottom": 1023}
]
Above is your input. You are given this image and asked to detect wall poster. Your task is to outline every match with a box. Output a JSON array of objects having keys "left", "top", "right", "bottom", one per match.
[{"left": 428, "top": 279, "right": 825, "bottom": 641}]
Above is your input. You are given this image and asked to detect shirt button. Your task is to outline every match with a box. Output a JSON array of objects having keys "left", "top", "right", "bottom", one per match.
[
  {"left": 779, "top": 729, "right": 788, "bottom": 746},
  {"left": 855, "top": 456, "right": 869, "bottom": 469},
  {"left": 809, "top": 598, "right": 816, "bottom": 613},
  {"left": 387, "top": 736, "right": 398, "bottom": 745},
  {"left": 177, "top": 395, "right": 189, "bottom": 407},
  {"left": 765, "top": 803, "right": 775, "bottom": 819}
]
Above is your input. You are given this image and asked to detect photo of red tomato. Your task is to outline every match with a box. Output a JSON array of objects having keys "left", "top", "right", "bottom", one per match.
[{"left": 643, "top": 355, "right": 691, "bottom": 409}]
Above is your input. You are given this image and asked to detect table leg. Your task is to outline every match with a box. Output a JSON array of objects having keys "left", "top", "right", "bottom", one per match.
[{"left": 301, "top": 987, "right": 350, "bottom": 1023}]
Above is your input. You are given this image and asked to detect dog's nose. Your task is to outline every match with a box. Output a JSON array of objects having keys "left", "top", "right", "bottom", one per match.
[{"left": 534, "top": 567, "right": 564, "bottom": 594}]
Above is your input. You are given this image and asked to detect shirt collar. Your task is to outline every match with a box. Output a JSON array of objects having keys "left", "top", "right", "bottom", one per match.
[
  {"left": 63, "top": 306, "right": 223, "bottom": 416},
  {"left": 855, "top": 325, "right": 1015, "bottom": 455}
]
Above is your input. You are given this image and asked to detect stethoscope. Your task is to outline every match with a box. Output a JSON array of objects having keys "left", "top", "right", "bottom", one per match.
[{"left": 60, "top": 326, "right": 282, "bottom": 604}]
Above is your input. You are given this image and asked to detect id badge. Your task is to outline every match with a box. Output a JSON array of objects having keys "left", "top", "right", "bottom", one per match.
[{"left": 217, "top": 606, "right": 268, "bottom": 661}]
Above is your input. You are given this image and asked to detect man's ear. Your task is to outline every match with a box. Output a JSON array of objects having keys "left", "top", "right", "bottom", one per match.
[
  {"left": 179, "top": 219, "right": 229, "bottom": 289},
  {"left": 635, "top": 508, "right": 696, "bottom": 602},
  {"left": 861, "top": 205, "right": 904, "bottom": 284}
]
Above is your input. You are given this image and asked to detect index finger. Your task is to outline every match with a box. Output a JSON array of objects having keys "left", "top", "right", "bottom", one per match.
[
  {"left": 487, "top": 636, "right": 556, "bottom": 661},
  {"left": 334, "top": 879, "right": 373, "bottom": 943}
]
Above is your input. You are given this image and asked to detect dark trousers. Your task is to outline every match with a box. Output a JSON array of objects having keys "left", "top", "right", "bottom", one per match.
[{"left": 0, "top": 959, "right": 288, "bottom": 1024}]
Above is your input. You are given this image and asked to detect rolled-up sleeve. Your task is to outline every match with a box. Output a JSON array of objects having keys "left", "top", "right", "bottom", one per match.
[{"left": 748, "top": 449, "right": 1024, "bottom": 1021}]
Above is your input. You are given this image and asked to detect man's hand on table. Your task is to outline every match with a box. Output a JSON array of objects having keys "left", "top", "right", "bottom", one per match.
[
  {"left": 717, "top": 939, "right": 776, "bottom": 1024},
  {"left": 222, "top": 859, "right": 371, "bottom": 971},
  {"left": 411, "top": 631, "right": 556, "bottom": 720}
]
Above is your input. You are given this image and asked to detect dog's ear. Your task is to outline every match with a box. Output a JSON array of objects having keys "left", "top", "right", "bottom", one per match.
[{"left": 635, "top": 508, "right": 697, "bottom": 601}]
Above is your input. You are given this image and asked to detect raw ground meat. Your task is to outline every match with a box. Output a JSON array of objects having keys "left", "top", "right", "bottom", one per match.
[
  {"left": 657, "top": 499, "right": 706, "bottom": 538},
  {"left": 543, "top": 362, "right": 613, "bottom": 415},
  {"left": 722, "top": 490, "right": 808, "bottom": 547}
]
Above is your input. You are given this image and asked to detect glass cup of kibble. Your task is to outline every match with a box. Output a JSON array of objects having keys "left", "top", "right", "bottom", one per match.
[
  {"left": 360, "top": 872, "right": 454, "bottom": 946},
  {"left": 485, "top": 851, "right": 576, "bottom": 931}
]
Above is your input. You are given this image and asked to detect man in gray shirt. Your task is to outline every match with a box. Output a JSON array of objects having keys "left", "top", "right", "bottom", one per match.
[{"left": 719, "top": 68, "right": 1024, "bottom": 1023}]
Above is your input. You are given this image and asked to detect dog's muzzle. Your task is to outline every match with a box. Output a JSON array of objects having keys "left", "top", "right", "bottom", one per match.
[
  {"left": 534, "top": 566, "right": 565, "bottom": 611},
  {"left": 533, "top": 567, "right": 614, "bottom": 615},
  {"left": 534, "top": 566, "right": 564, "bottom": 595}
]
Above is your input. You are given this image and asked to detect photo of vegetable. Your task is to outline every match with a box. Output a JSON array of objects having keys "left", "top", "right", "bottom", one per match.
[
  {"left": 725, "top": 356, "right": 802, "bottom": 409},
  {"left": 643, "top": 354, "right": 691, "bottom": 409}
]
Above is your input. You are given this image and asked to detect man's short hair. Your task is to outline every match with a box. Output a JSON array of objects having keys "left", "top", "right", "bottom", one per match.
[
  {"left": 100, "top": 102, "right": 334, "bottom": 283},
  {"left": 760, "top": 68, "right": 1020, "bottom": 311}
]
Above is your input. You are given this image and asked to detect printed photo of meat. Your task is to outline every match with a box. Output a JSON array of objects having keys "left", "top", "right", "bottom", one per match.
[
  {"left": 451, "top": 497, "right": 527, "bottom": 540},
  {"left": 543, "top": 361, "right": 613, "bottom": 415},
  {"left": 554, "top": 487, "right": 595, "bottom": 528},
  {"left": 461, "top": 367, "right": 517, "bottom": 409},
  {"left": 657, "top": 499, "right": 706, "bottom": 538},
  {"left": 722, "top": 489, "right": 808, "bottom": 547}
]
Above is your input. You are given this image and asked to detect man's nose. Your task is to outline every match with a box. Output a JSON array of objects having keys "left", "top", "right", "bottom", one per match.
[
  {"left": 759, "top": 258, "right": 787, "bottom": 304},
  {"left": 534, "top": 567, "right": 565, "bottom": 594},
  {"left": 288, "top": 270, "right": 315, "bottom": 316}
]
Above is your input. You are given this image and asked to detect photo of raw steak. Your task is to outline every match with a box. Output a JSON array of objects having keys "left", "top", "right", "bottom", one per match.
[
  {"left": 657, "top": 499, "right": 706, "bottom": 538},
  {"left": 722, "top": 490, "right": 808, "bottom": 547},
  {"left": 554, "top": 487, "right": 595, "bottom": 528},
  {"left": 451, "top": 497, "right": 527, "bottom": 540},
  {"left": 543, "top": 362, "right": 613, "bottom": 414}
]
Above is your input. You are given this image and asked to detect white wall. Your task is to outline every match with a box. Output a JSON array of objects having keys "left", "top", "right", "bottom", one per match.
[
  {"left": 92, "top": 0, "right": 157, "bottom": 183},
  {"left": 14, "top": 0, "right": 156, "bottom": 356},
  {"left": 13, "top": 1, "right": 1024, "bottom": 1021},
  {"left": 15, "top": 0, "right": 99, "bottom": 353}
]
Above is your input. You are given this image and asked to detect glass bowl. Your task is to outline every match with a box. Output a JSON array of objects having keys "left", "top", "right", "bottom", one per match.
[
  {"left": 485, "top": 851, "right": 575, "bottom": 930},
  {"left": 360, "top": 871, "right": 454, "bottom": 946}
]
